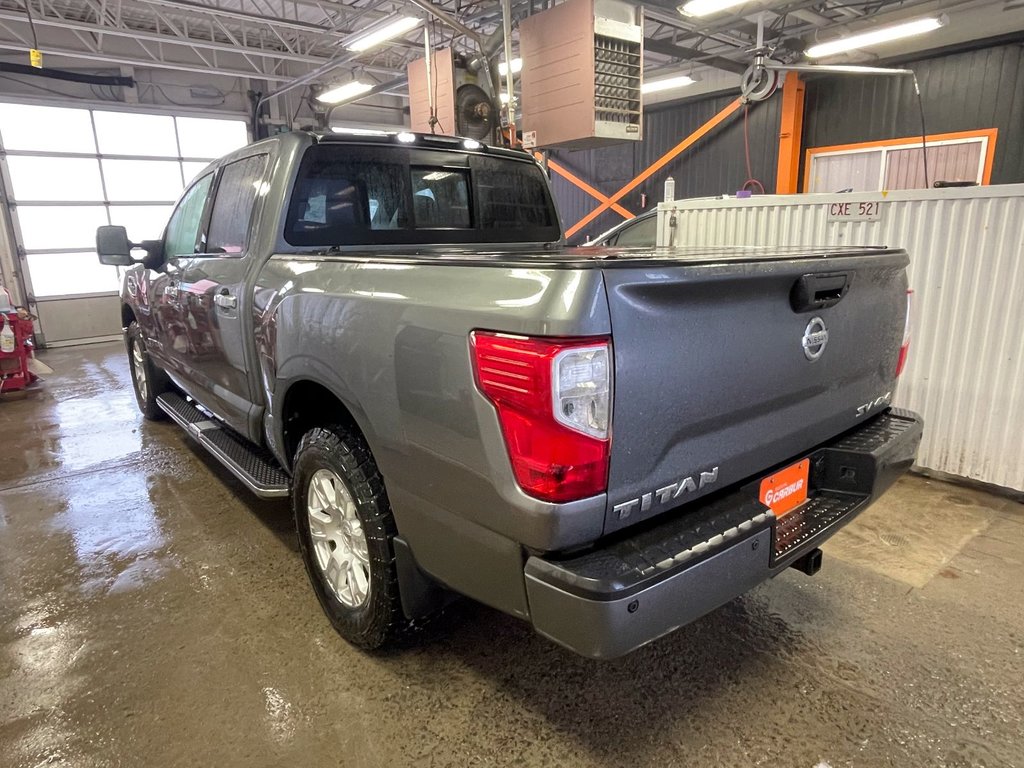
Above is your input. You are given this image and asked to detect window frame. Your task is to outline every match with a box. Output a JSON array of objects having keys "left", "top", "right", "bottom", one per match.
[
  {"left": 199, "top": 151, "right": 271, "bottom": 258},
  {"left": 804, "top": 128, "right": 998, "bottom": 193},
  {"left": 163, "top": 172, "right": 215, "bottom": 260},
  {"left": 282, "top": 144, "right": 561, "bottom": 249},
  {"left": 409, "top": 165, "right": 474, "bottom": 231}
]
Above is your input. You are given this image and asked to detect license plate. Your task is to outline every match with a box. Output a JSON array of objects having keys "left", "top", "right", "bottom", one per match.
[{"left": 759, "top": 458, "right": 810, "bottom": 517}]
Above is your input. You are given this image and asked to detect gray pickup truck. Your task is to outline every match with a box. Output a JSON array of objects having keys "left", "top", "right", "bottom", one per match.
[{"left": 97, "top": 130, "right": 922, "bottom": 658}]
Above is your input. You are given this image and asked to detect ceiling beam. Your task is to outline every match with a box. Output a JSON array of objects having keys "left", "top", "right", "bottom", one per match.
[
  {"left": 643, "top": 37, "right": 747, "bottom": 73},
  {"left": 0, "top": 10, "right": 328, "bottom": 64},
  {"left": 0, "top": 39, "right": 298, "bottom": 80}
]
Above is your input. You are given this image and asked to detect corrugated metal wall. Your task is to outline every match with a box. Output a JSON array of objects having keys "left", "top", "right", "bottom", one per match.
[
  {"left": 548, "top": 41, "right": 1024, "bottom": 240},
  {"left": 658, "top": 185, "right": 1024, "bottom": 493},
  {"left": 548, "top": 93, "right": 780, "bottom": 243},
  {"left": 803, "top": 42, "right": 1024, "bottom": 186}
]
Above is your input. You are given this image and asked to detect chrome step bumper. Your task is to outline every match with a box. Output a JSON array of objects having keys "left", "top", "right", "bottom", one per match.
[{"left": 156, "top": 392, "right": 290, "bottom": 498}]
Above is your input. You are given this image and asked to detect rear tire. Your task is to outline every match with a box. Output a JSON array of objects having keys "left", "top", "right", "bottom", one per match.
[
  {"left": 126, "top": 321, "right": 169, "bottom": 421},
  {"left": 292, "top": 424, "right": 407, "bottom": 649}
]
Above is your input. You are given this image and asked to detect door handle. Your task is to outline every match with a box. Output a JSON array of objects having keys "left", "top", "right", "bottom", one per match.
[
  {"left": 214, "top": 292, "right": 237, "bottom": 309},
  {"left": 790, "top": 273, "right": 849, "bottom": 312}
]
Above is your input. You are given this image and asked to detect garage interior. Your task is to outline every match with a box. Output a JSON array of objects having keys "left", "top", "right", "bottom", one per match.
[{"left": 1, "top": 0, "right": 1022, "bottom": 765}]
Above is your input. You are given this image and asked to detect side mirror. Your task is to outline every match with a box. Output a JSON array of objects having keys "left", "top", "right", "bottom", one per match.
[
  {"left": 96, "top": 225, "right": 134, "bottom": 266},
  {"left": 96, "top": 227, "right": 165, "bottom": 269},
  {"left": 138, "top": 239, "right": 165, "bottom": 271}
]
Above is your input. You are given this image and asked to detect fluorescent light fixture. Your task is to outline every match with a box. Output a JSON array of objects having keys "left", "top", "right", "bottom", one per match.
[
  {"left": 498, "top": 58, "right": 522, "bottom": 76},
  {"left": 806, "top": 15, "right": 947, "bottom": 58},
  {"left": 641, "top": 74, "right": 697, "bottom": 94},
  {"left": 345, "top": 15, "right": 421, "bottom": 52},
  {"left": 316, "top": 80, "right": 373, "bottom": 104},
  {"left": 678, "top": 0, "right": 746, "bottom": 18}
]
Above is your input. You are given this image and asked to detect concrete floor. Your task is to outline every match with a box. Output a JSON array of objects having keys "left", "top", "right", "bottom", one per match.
[{"left": 1, "top": 342, "right": 1022, "bottom": 768}]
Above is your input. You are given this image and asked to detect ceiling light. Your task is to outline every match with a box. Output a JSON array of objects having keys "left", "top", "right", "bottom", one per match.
[
  {"left": 678, "top": 0, "right": 747, "bottom": 18},
  {"left": 396, "top": 132, "right": 416, "bottom": 143},
  {"left": 498, "top": 58, "right": 522, "bottom": 76},
  {"left": 463, "top": 138, "right": 482, "bottom": 150},
  {"left": 641, "top": 74, "right": 697, "bottom": 94},
  {"left": 316, "top": 80, "right": 373, "bottom": 104},
  {"left": 345, "top": 16, "right": 422, "bottom": 52},
  {"left": 806, "top": 15, "right": 947, "bottom": 58}
]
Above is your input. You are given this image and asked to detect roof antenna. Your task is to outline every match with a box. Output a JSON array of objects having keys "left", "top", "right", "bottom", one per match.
[{"left": 423, "top": 25, "right": 438, "bottom": 134}]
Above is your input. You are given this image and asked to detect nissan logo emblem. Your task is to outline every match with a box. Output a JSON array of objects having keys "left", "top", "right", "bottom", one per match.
[{"left": 802, "top": 317, "right": 829, "bottom": 361}]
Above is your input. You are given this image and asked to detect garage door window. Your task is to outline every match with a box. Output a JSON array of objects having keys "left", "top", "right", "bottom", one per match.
[{"left": 0, "top": 103, "right": 248, "bottom": 300}]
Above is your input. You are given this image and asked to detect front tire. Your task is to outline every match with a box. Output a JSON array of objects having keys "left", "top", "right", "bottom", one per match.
[
  {"left": 292, "top": 425, "right": 406, "bottom": 649},
  {"left": 126, "top": 321, "right": 169, "bottom": 420}
]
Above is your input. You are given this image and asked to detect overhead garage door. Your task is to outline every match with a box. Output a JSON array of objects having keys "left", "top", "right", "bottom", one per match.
[{"left": 0, "top": 102, "right": 248, "bottom": 346}]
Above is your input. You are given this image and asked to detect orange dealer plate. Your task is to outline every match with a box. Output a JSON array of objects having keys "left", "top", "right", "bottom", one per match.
[{"left": 759, "top": 458, "right": 810, "bottom": 517}]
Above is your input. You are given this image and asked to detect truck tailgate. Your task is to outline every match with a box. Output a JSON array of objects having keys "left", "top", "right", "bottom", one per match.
[{"left": 601, "top": 247, "right": 909, "bottom": 534}]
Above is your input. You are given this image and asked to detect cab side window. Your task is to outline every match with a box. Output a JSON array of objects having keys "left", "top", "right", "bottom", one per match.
[
  {"left": 614, "top": 214, "right": 657, "bottom": 247},
  {"left": 206, "top": 154, "right": 269, "bottom": 255},
  {"left": 165, "top": 173, "right": 213, "bottom": 258}
]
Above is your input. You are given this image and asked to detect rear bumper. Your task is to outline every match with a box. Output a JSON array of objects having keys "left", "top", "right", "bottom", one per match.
[{"left": 524, "top": 408, "right": 923, "bottom": 659}]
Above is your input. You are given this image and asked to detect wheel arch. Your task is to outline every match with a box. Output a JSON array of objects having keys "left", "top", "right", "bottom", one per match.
[
  {"left": 280, "top": 375, "right": 450, "bottom": 622},
  {"left": 121, "top": 303, "right": 136, "bottom": 329},
  {"left": 278, "top": 378, "right": 372, "bottom": 471}
]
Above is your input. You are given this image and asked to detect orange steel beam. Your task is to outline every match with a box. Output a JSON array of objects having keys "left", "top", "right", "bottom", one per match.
[
  {"left": 776, "top": 72, "right": 805, "bottom": 194},
  {"left": 565, "top": 97, "right": 744, "bottom": 239},
  {"left": 541, "top": 155, "right": 636, "bottom": 220}
]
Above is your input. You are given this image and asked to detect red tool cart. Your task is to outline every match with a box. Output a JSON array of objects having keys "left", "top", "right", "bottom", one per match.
[{"left": 0, "top": 311, "right": 37, "bottom": 393}]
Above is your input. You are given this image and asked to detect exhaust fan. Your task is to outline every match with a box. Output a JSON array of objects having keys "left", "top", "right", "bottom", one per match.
[{"left": 408, "top": 49, "right": 497, "bottom": 141}]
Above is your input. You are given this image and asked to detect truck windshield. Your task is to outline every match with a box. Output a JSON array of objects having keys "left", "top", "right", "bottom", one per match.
[{"left": 285, "top": 143, "right": 561, "bottom": 247}]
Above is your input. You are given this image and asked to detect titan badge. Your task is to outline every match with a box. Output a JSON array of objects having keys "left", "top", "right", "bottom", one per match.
[{"left": 613, "top": 467, "right": 720, "bottom": 521}]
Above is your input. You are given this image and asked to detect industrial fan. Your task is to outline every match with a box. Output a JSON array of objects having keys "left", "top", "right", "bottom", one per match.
[{"left": 455, "top": 83, "right": 495, "bottom": 140}]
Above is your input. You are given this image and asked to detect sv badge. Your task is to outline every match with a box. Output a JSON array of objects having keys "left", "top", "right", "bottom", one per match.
[{"left": 857, "top": 391, "right": 892, "bottom": 417}]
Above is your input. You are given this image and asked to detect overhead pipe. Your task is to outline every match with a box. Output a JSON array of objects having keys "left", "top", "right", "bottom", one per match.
[
  {"left": 500, "top": 0, "right": 516, "bottom": 138},
  {"left": 256, "top": 52, "right": 363, "bottom": 109}
]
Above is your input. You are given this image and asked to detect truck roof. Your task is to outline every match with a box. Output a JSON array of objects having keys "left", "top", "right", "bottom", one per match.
[{"left": 311, "top": 129, "right": 536, "bottom": 162}]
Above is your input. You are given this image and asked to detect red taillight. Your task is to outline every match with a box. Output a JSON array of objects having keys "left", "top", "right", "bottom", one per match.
[
  {"left": 896, "top": 289, "right": 913, "bottom": 377},
  {"left": 470, "top": 331, "right": 611, "bottom": 503}
]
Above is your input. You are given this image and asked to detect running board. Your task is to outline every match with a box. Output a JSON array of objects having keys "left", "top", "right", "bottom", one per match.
[{"left": 156, "top": 392, "right": 290, "bottom": 498}]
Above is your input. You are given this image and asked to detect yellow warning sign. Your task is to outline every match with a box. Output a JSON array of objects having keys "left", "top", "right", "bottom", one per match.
[{"left": 29, "top": 49, "right": 43, "bottom": 68}]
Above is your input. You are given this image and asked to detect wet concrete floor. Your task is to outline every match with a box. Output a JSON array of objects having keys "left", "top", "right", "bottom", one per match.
[{"left": 1, "top": 341, "right": 1022, "bottom": 767}]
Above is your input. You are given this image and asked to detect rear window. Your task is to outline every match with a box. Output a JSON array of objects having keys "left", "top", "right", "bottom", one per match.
[{"left": 284, "top": 144, "right": 560, "bottom": 246}]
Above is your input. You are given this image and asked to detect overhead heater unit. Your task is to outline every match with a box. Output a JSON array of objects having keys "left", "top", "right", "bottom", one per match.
[
  {"left": 407, "top": 49, "right": 497, "bottom": 141},
  {"left": 519, "top": 0, "right": 643, "bottom": 149}
]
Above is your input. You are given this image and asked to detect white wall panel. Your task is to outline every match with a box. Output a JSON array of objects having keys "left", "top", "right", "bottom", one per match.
[{"left": 659, "top": 185, "right": 1024, "bottom": 492}]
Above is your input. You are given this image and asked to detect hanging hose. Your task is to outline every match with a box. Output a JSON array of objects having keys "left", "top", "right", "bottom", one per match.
[{"left": 741, "top": 105, "right": 766, "bottom": 195}]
